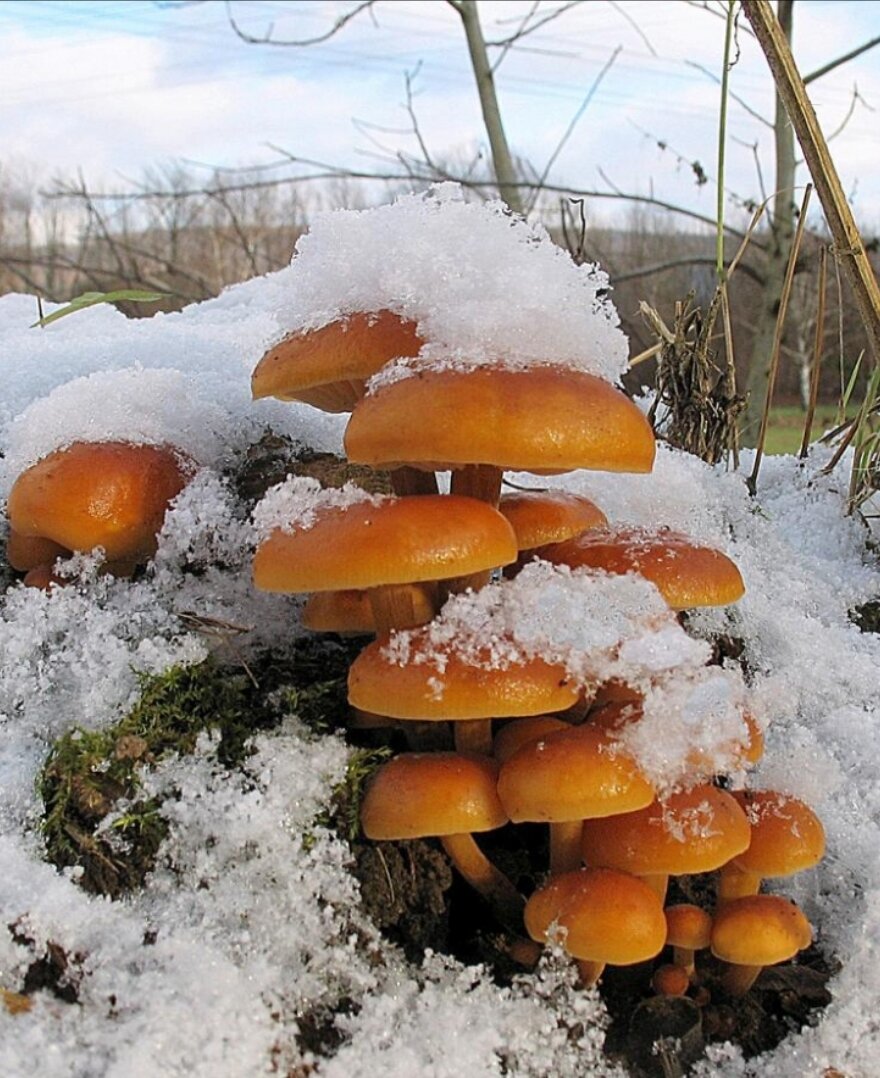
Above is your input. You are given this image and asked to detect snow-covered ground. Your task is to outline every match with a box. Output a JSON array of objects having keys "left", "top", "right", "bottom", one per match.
[{"left": 2, "top": 188, "right": 879, "bottom": 1076}]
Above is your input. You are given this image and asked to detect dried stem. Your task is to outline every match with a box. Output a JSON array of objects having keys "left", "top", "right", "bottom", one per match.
[{"left": 799, "top": 245, "right": 829, "bottom": 458}]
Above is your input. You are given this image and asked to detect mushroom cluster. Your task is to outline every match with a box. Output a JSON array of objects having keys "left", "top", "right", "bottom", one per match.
[
  {"left": 244, "top": 200, "right": 825, "bottom": 1007},
  {"left": 2, "top": 189, "right": 827, "bottom": 1016}
]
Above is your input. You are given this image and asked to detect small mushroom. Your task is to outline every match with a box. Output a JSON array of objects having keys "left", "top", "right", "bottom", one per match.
[
  {"left": 7, "top": 441, "right": 192, "bottom": 579},
  {"left": 581, "top": 784, "right": 751, "bottom": 902},
  {"left": 540, "top": 526, "right": 745, "bottom": 611},
  {"left": 664, "top": 903, "right": 713, "bottom": 981},
  {"left": 524, "top": 867, "right": 666, "bottom": 987},
  {"left": 253, "top": 493, "right": 517, "bottom": 635},
  {"left": 498, "top": 724, "right": 655, "bottom": 875},
  {"left": 360, "top": 751, "right": 524, "bottom": 932},
  {"left": 497, "top": 490, "right": 607, "bottom": 576},
  {"left": 718, "top": 789, "right": 825, "bottom": 902},
  {"left": 711, "top": 894, "right": 812, "bottom": 996},
  {"left": 348, "top": 627, "right": 580, "bottom": 756}
]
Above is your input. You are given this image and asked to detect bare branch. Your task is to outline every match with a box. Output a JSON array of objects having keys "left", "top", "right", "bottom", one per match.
[
  {"left": 683, "top": 0, "right": 755, "bottom": 37},
  {"left": 487, "top": 1, "right": 585, "bottom": 50},
  {"left": 805, "top": 35, "right": 880, "bottom": 85},
  {"left": 606, "top": 0, "right": 658, "bottom": 56},
  {"left": 224, "top": 0, "right": 375, "bottom": 47},
  {"left": 529, "top": 45, "right": 622, "bottom": 211},
  {"left": 612, "top": 255, "right": 763, "bottom": 286},
  {"left": 685, "top": 59, "right": 773, "bottom": 128}
]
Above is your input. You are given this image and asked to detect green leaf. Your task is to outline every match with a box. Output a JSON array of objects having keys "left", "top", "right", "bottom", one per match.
[{"left": 31, "top": 289, "right": 169, "bottom": 328}]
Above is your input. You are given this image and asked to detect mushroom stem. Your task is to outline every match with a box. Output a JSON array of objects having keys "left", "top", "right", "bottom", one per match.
[
  {"left": 454, "top": 719, "right": 494, "bottom": 756},
  {"left": 451, "top": 464, "right": 503, "bottom": 508},
  {"left": 440, "top": 832, "right": 525, "bottom": 933},
  {"left": 505, "top": 936, "right": 544, "bottom": 969},
  {"left": 368, "top": 584, "right": 425, "bottom": 635},
  {"left": 550, "top": 820, "right": 585, "bottom": 876},
  {"left": 390, "top": 467, "right": 438, "bottom": 497},
  {"left": 717, "top": 864, "right": 762, "bottom": 903},
  {"left": 440, "top": 568, "right": 493, "bottom": 601},
  {"left": 641, "top": 873, "right": 669, "bottom": 903},
  {"left": 720, "top": 962, "right": 762, "bottom": 997},
  {"left": 576, "top": 960, "right": 606, "bottom": 988},
  {"left": 672, "top": 946, "right": 697, "bottom": 980}
]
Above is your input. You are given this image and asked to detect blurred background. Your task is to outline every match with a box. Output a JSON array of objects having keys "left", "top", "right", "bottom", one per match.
[{"left": 2, "top": 0, "right": 880, "bottom": 449}]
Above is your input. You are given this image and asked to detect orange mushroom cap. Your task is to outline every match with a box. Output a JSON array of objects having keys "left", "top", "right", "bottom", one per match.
[
  {"left": 251, "top": 310, "right": 423, "bottom": 412},
  {"left": 253, "top": 494, "right": 517, "bottom": 593},
  {"left": 345, "top": 367, "right": 656, "bottom": 475},
  {"left": 498, "top": 491, "right": 608, "bottom": 552},
  {"left": 524, "top": 867, "right": 666, "bottom": 966},
  {"left": 665, "top": 904, "right": 713, "bottom": 953},
  {"left": 348, "top": 633, "right": 580, "bottom": 721},
  {"left": 540, "top": 526, "right": 745, "bottom": 610},
  {"left": 493, "top": 715, "right": 572, "bottom": 765},
  {"left": 361, "top": 752, "right": 506, "bottom": 840},
  {"left": 7, "top": 441, "right": 191, "bottom": 565},
  {"left": 711, "top": 894, "right": 812, "bottom": 967},
  {"left": 731, "top": 790, "right": 825, "bottom": 878},
  {"left": 497, "top": 724, "right": 655, "bottom": 823},
  {"left": 581, "top": 785, "right": 751, "bottom": 876}
]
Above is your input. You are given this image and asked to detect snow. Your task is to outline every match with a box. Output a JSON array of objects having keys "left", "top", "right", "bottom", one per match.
[{"left": 2, "top": 186, "right": 880, "bottom": 1075}]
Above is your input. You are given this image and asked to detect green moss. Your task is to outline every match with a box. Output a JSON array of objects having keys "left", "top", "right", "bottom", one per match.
[{"left": 39, "top": 638, "right": 357, "bottom": 896}]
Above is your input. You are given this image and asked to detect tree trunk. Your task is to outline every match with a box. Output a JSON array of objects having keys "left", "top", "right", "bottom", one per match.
[
  {"left": 742, "top": 0, "right": 796, "bottom": 445},
  {"left": 455, "top": 1, "right": 525, "bottom": 215}
]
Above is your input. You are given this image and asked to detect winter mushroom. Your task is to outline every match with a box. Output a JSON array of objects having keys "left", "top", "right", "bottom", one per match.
[
  {"left": 345, "top": 366, "right": 656, "bottom": 507},
  {"left": 717, "top": 790, "right": 825, "bottom": 902},
  {"left": 251, "top": 310, "right": 433, "bottom": 496},
  {"left": 360, "top": 751, "right": 524, "bottom": 931},
  {"left": 581, "top": 784, "right": 751, "bottom": 902},
  {"left": 6, "top": 441, "right": 192, "bottom": 579},
  {"left": 497, "top": 724, "right": 655, "bottom": 874},
  {"left": 251, "top": 310, "right": 423, "bottom": 413},
  {"left": 497, "top": 490, "right": 607, "bottom": 575},
  {"left": 253, "top": 493, "right": 517, "bottom": 634},
  {"left": 493, "top": 715, "right": 572, "bottom": 765},
  {"left": 524, "top": 867, "right": 667, "bottom": 987},
  {"left": 540, "top": 526, "right": 744, "bottom": 611},
  {"left": 664, "top": 903, "right": 713, "bottom": 981},
  {"left": 711, "top": 894, "right": 812, "bottom": 996},
  {"left": 348, "top": 627, "right": 580, "bottom": 755}
]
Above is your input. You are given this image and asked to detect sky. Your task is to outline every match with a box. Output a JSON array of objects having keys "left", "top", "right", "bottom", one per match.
[{"left": 2, "top": 0, "right": 880, "bottom": 231}]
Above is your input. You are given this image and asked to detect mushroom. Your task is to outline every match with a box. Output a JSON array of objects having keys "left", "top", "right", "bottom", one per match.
[
  {"left": 252, "top": 310, "right": 423, "bottom": 413},
  {"left": 717, "top": 789, "right": 825, "bottom": 902},
  {"left": 497, "top": 724, "right": 655, "bottom": 875},
  {"left": 664, "top": 903, "right": 713, "bottom": 981},
  {"left": 539, "top": 526, "right": 744, "bottom": 611},
  {"left": 251, "top": 310, "right": 433, "bottom": 496},
  {"left": 581, "top": 784, "right": 751, "bottom": 902},
  {"left": 253, "top": 493, "right": 517, "bottom": 635},
  {"left": 497, "top": 490, "right": 607, "bottom": 576},
  {"left": 348, "top": 626, "right": 581, "bottom": 755},
  {"left": 360, "top": 751, "right": 524, "bottom": 932},
  {"left": 524, "top": 867, "right": 666, "bottom": 987},
  {"left": 6, "top": 441, "right": 192, "bottom": 580},
  {"left": 652, "top": 963, "right": 691, "bottom": 997},
  {"left": 711, "top": 894, "right": 813, "bottom": 996},
  {"left": 345, "top": 365, "right": 656, "bottom": 508},
  {"left": 493, "top": 715, "right": 572, "bottom": 765}
]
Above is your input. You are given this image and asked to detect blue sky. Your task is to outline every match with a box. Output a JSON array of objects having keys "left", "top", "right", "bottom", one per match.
[{"left": 2, "top": 1, "right": 880, "bottom": 230}]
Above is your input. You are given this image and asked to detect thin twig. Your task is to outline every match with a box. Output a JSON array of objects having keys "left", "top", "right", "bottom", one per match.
[
  {"left": 799, "top": 244, "right": 828, "bottom": 458},
  {"left": 747, "top": 183, "right": 813, "bottom": 495}
]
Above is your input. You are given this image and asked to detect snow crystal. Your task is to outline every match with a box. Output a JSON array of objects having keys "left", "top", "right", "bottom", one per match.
[{"left": 251, "top": 475, "right": 389, "bottom": 538}]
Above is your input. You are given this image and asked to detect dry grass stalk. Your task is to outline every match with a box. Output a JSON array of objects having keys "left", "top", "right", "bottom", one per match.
[
  {"left": 799, "top": 244, "right": 829, "bottom": 458},
  {"left": 643, "top": 291, "right": 745, "bottom": 466}
]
